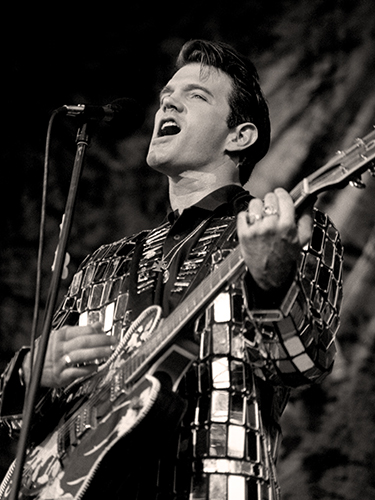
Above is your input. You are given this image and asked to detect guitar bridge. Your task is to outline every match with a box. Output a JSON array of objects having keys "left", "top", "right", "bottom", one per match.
[{"left": 110, "top": 368, "right": 128, "bottom": 402}]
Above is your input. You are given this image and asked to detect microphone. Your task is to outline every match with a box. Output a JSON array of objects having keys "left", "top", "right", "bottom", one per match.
[{"left": 57, "top": 98, "right": 145, "bottom": 136}]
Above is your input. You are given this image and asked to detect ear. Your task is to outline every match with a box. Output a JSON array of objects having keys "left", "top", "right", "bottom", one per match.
[{"left": 225, "top": 122, "right": 258, "bottom": 153}]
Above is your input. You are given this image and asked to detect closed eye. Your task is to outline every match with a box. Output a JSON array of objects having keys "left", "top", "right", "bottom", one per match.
[{"left": 191, "top": 93, "right": 207, "bottom": 101}]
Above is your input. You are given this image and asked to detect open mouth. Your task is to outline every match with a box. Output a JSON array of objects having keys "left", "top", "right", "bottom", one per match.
[{"left": 158, "top": 120, "right": 181, "bottom": 137}]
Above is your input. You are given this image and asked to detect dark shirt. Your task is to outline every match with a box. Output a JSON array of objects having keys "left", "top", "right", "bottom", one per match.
[{"left": 157, "top": 184, "right": 249, "bottom": 314}]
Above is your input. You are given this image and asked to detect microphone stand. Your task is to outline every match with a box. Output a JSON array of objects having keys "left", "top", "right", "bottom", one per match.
[{"left": 9, "top": 119, "right": 93, "bottom": 500}]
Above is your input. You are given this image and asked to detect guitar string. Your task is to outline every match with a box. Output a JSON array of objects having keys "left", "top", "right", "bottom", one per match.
[
  {"left": 60, "top": 380, "right": 113, "bottom": 446},
  {"left": 57, "top": 247, "right": 243, "bottom": 453},
  {"left": 24, "top": 247, "right": 243, "bottom": 470}
]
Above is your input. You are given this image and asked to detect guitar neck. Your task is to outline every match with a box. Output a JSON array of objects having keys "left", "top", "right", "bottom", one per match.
[
  {"left": 121, "top": 181, "right": 314, "bottom": 384},
  {"left": 122, "top": 181, "right": 318, "bottom": 385}
]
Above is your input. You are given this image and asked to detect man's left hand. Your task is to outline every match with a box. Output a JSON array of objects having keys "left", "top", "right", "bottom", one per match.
[{"left": 237, "top": 187, "right": 313, "bottom": 291}]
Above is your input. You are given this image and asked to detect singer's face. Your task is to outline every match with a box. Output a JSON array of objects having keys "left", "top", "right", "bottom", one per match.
[{"left": 146, "top": 63, "right": 233, "bottom": 177}]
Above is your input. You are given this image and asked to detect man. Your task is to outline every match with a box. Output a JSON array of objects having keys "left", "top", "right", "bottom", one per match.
[{"left": 0, "top": 40, "right": 342, "bottom": 499}]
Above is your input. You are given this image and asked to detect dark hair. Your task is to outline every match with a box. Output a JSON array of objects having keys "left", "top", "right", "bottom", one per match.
[{"left": 176, "top": 39, "right": 270, "bottom": 184}]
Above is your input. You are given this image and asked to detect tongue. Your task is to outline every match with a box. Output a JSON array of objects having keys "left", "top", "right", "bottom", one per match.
[{"left": 161, "top": 125, "right": 180, "bottom": 136}]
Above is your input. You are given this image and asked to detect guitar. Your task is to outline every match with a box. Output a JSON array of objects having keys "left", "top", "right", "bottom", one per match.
[{"left": 1, "top": 129, "right": 375, "bottom": 500}]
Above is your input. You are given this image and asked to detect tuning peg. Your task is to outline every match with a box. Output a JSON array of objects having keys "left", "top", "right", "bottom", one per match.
[{"left": 349, "top": 176, "right": 366, "bottom": 188}]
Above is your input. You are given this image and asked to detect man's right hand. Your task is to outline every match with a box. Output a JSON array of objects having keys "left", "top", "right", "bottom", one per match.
[{"left": 22, "top": 322, "right": 117, "bottom": 388}]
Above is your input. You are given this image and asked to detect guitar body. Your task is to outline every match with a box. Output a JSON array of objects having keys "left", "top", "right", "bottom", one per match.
[
  {"left": 2, "top": 374, "right": 186, "bottom": 500},
  {"left": 1, "top": 304, "right": 190, "bottom": 500}
]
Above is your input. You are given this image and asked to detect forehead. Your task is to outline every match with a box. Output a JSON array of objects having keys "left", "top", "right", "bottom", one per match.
[{"left": 166, "top": 63, "right": 233, "bottom": 100}]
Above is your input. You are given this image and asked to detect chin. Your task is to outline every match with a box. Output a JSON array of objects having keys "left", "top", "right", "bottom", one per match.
[
  {"left": 146, "top": 153, "right": 169, "bottom": 174},
  {"left": 146, "top": 150, "right": 159, "bottom": 168}
]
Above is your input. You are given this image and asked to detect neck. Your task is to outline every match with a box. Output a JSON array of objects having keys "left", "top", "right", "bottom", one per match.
[{"left": 168, "top": 168, "right": 241, "bottom": 213}]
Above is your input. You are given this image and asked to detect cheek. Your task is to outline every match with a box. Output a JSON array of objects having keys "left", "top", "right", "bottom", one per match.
[{"left": 192, "top": 121, "right": 229, "bottom": 151}]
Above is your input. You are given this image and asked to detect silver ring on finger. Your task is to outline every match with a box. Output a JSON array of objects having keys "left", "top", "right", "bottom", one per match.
[
  {"left": 248, "top": 213, "right": 262, "bottom": 225},
  {"left": 263, "top": 205, "right": 279, "bottom": 217},
  {"left": 74, "top": 357, "right": 107, "bottom": 368},
  {"left": 64, "top": 354, "right": 73, "bottom": 368}
]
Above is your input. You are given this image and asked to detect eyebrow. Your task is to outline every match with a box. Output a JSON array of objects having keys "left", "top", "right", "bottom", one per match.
[{"left": 159, "top": 83, "right": 215, "bottom": 100}]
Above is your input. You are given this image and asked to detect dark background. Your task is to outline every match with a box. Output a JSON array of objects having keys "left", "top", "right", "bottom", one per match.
[{"left": 2, "top": 1, "right": 375, "bottom": 498}]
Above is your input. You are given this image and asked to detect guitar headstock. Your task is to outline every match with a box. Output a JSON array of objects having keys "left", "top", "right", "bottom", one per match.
[{"left": 292, "top": 127, "right": 375, "bottom": 209}]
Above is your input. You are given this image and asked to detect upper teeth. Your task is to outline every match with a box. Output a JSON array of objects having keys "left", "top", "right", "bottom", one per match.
[{"left": 161, "top": 120, "right": 178, "bottom": 130}]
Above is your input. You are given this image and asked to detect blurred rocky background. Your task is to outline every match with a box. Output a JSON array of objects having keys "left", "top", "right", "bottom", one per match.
[{"left": 1, "top": 1, "right": 375, "bottom": 498}]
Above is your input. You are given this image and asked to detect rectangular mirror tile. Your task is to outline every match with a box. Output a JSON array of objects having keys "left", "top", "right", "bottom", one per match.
[
  {"left": 88, "top": 283, "right": 104, "bottom": 309},
  {"left": 247, "top": 400, "right": 259, "bottom": 430},
  {"left": 104, "top": 302, "right": 115, "bottom": 332},
  {"left": 212, "top": 324, "right": 230, "bottom": 354},
  {"left": 228, "top": 475, "right": 246, "bottom": 500},
  {"left": 247, "top": 430, "right": 260, "bottom": 461},
  {"left": 230, "top": 393, "right": 245, "bottom": 425},
  {"left": 213, "top": 293, "right": 231, "bottom": 323},
  {"left": 230, "top": 360, "right": 245, "bottom": 391},
  {"left": 209, "top": 423, "right": 227, "bottom": 456},
  {"left": 212, "top": 358, "right": 230, "bottom": 389},
  {"left": 209, "top": 475, "right": 227, "bottom": 500},
  {"left": 114, "top": 292, "right": 129, "bottom": 321},
  {"left": 211, "top": 390, "right": 229, "bottom": 422},
  {"left": 228, "top": 425, "right": 246, "bottom": 458}
]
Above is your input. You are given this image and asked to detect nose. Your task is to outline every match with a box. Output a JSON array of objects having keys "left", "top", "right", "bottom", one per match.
[{"left": 161, "top": 93, "right": 183, "bottom": 113}]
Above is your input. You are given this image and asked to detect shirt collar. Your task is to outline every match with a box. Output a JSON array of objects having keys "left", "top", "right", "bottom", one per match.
[
  {"left": 167, "top": 184, "right": 248, "bottom": 224},
  {"left": 194, "top": 184, "right": 247, "bottom": 211}
]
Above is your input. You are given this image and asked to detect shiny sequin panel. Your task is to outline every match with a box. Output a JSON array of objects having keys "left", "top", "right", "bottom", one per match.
[
  {"left": 52, "top": 235, "right": 140, "bottom": 340},
  {"left": 245, "top": 209, "right": 343, "bottom": 387},
  {"left": 171, "top": 217, "right": 236, "bottom": 294},
  {"left": 137, "top": 222, "right": 170, "bottom": 294},
  {"left": 188, "top": 288, "right": 280, "bottom": 500}
]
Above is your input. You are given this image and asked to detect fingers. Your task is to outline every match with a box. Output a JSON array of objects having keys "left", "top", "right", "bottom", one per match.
[
  {"left": 62, "top": 343, "right": 115, "bottom": 369},
  {"left": 58, "top": 362, "right": 102, "bottom": 386},
  {"left": 297, "top": 210, "right": 314, "bottom": 247},
  {"left": 44, "top": 322, "right": 118, "bottom": 388},
  {"left": 240, "top": 188, "right": 303, "bottom": 238},
  {"left": 62, "top": 321, "right": 105, "bottom": 342},
  {"left": 263, "top": 191, "right": 279, "bottom": 216},
  {"left": 239, "top": 189, "right": 281, "bottom": 233},
  {"left": 60, "top": 322, "right": 114, "bottom": 349},
  {"left": 61, "top": 323, "right": 116, "bottom": 366},
  {"left": 273, "top": 187, "right": 294, "bottom": 226}
]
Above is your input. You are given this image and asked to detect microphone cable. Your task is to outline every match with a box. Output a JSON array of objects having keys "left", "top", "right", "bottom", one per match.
[{"left": 28, "top": 108, "right": 60, "bottom": 378}]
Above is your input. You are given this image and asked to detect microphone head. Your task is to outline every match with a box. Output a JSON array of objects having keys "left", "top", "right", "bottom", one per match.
[{"left": 106, "top": 97, "right": 145, "bottom": 137}]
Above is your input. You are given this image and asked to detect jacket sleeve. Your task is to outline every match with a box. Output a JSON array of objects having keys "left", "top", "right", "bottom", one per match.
[{"left": 243, "top": 208, "right": 342, "bottom": 388}]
